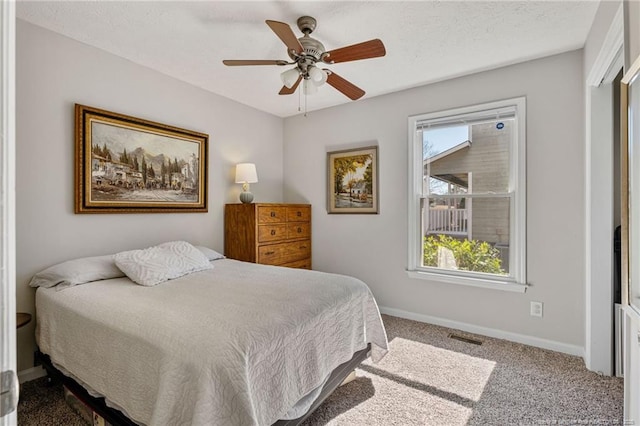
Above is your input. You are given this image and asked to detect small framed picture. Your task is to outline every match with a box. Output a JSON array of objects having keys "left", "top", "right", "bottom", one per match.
[{"left": 327, "top": 146, "right": 379, "bottom": 214}]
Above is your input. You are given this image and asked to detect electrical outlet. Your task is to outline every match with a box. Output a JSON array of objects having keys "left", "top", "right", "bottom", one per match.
[{"left": 530, "top": 301, "right": 543, "bottom": 317}]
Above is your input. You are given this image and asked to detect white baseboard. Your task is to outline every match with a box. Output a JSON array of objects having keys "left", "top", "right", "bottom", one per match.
[
  {"left": 18, "top": 366, "right": 46, "bottom": 384},
  {"left": 379, "top": 306, "right": 584, "bottom": 358}
]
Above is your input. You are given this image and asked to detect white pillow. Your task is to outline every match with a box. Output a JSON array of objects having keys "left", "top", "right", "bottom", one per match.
[
  {"left": 115, "top": 241, "right": 213, "bottom": 287},
  {"left": 29, "top": 255, "right": 125, "bottom": 289},
  {"left": 195, "top": 246, "right": 225, "bottom": 261}
]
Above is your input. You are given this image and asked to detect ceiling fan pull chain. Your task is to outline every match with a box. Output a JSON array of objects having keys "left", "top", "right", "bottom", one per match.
[{"left": 304, "top": 92, "right": 308, "bottom": 117}]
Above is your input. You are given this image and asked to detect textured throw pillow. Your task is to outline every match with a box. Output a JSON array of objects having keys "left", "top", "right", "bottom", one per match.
[
  {"left": 195, "top": 246, "right": 225, "bottom": 261},
  {"left": 29, "top": 255, "right": 125, "bottom": 289},
  {"left": 114, "top": 241, "right": 213, "bottom": 287}
]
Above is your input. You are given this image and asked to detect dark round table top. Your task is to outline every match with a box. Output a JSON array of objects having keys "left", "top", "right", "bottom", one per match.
[{"left": 17, "top": 312, "right": 32, "bottom": 329}]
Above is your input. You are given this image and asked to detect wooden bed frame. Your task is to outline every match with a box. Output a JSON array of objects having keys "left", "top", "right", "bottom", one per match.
[{"left": 37, "top": 344, "right": 370, "bottom": 426}]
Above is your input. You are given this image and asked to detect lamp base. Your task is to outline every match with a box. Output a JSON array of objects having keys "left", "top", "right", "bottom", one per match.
[{"left": 239, "top": 191, "right": 254, "bottom": 204}]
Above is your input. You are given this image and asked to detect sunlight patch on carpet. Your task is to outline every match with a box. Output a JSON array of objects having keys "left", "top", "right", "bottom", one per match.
[
  {"left": 352, "top": 370, "right": 473, "bottom": 425},
  {"left": 368, "top": 337, "right": 496, "bottom": 402}
]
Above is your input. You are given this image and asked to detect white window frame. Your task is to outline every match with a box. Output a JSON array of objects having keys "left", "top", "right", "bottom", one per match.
[{"left": 407, "top": 97, "right": 527, "bottom": 293}]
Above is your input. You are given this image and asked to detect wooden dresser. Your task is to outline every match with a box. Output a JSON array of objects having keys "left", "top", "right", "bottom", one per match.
[{"left": 224, "top": 203, "right": 312, "bottom": 269}]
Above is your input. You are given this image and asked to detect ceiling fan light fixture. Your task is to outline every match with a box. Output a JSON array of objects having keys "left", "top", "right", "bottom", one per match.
[
  {"left": 303, "top": 78, "right": 318, "bottom": 95},
  {"left": 308, "top": 66, "right": 328, "bottom": 86},
  {"left": 281, "top": 68, "right": 301, "bottom": 88}
]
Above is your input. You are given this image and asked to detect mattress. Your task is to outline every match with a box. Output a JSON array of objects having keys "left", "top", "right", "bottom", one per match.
[{"left": 36, "top": 259, "right": 388, "bottom": 425}]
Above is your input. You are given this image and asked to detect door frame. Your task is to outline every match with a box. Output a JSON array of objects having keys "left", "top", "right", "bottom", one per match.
[
  {"left": 0, "top": 0, "right": 17, "bottom": 424},
  {"left": 584, "top": 3, "right": 624, "bottom": 375}
]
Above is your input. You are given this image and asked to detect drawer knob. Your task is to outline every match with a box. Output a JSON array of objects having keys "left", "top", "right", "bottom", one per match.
[
  {"left": 270, "top": 212, "right": 276, "bottom": 217},
  {"left": 265, "top": 251, "right": 275, "bottom": 256},
  {"left": 300, "top": 245, "right": 307, "bottom": 249},
  {"left": 271, "top": 230, "right": 276, "bottom": 236},
  {"left": 297, "top": 211, "right": 302, "bottom": 217},
  {"left": 297, "top": 227, "right": 302, "bottom": 233}
]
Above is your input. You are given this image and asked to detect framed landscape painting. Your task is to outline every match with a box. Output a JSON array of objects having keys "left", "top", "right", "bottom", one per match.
[
  {"left": 75, "top": 104, "right": 208, "bottom": 213},
  {"left": 327, "top": 145, "right": 379, "bottom": 214}
]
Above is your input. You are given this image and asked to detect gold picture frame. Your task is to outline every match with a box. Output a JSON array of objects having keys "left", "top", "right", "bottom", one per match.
[
  {"left": 327, "top": 145, "right": 379, "bottom": 214},
  {"left": 75, "top": 104, "right": 208, "bottom": 213}
]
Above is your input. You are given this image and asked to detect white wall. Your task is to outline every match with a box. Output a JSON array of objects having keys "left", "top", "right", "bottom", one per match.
[
  {"left": 15, "top": 20, "right": 284, "bottom": 370},
  {"left": 584, "top": 0, "right": 622, "bottom": 77},
  {"left": 624, "top": 0, "right": 640, "bottom": 69},
  {"left": 283, "top": 50, "right": 585, "bottom": 350}
]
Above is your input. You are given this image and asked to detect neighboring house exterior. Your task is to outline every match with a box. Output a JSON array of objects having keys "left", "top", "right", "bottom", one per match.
[{"left": 424, "top": 121, "right": 511, "bottom": 265}]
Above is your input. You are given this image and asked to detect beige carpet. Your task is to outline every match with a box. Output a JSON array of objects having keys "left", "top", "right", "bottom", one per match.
[
  {"left": 303, "top": 315, "right": 623, "bottom": 425},
  {"left": 18, "top": 315, "right": 623, "bottom": 425}
]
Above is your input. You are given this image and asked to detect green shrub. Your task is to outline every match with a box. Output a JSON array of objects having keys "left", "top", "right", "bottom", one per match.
[{"left": 423, "top": 234, "right": 505, "bottom": 274}]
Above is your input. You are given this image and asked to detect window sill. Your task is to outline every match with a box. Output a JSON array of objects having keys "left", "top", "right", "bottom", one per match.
[{"left": 406, "top": 270, "right": 528, "bottom": 293}]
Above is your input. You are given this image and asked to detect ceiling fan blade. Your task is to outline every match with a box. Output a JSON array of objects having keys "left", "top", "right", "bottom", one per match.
[
  {"left": 323, "top": 39, "right": 386, "bottom": 64},
  {"left": 266, "top": 20, "right": 304, "bottom": 54},
  {"left": 279, "top": 75, "right": 302, "bottom": 95},
  {"left": 325, "top": 71, "right": 365, "bottom": 100},
  {"left": 223, "top": 60, "right": 289, "bottom": 66}
]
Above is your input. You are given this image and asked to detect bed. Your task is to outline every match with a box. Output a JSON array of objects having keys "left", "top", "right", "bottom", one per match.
[{"left": 31, "top": 242, "right": 388, "bottom": 426}]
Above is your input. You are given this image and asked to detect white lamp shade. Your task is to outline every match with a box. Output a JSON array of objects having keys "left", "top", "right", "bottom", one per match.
[
  {"left": 280, "top": 68, "right": 301, "bottom": 89},
  {"left": 309, "top": 66, "right": 328, "bottom": 86},
  {"left": 303, "top": 79, "right": 318, "bottom": 95},
  {"left": 235, "top": 163, "right": 258, "bottom": 183}
]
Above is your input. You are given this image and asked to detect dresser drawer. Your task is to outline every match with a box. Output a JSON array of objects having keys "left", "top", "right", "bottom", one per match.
[
  {"left": 286, "top": 222, "right": 310, "bottom": 240},
  {"left": 258, "top": 206, "right": 287, "bottom": 224},
  {"left": 281, "top": 258, "right": 312, "bottom": 269},
  {"left": 258, "top": 224, "right": 287, "bottom": 243},
  {"left": 287, "top": 206, "right": 311, "bottom": 222},
  {"left": 258, "top": 240, "right": 311, "bottom": 265}
]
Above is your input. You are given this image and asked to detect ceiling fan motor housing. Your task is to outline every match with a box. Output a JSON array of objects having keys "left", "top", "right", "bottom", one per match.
[
  {"left": 286, "top": 15, "right": 327, "bottom": 66},
  {"left": 296, "top": 36, "right": 325, "bottom": 61}
]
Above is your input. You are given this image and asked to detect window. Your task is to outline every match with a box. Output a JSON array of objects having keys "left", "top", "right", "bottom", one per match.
[{"left": 407, "top": 98, "right": 527, "bottom": 292}]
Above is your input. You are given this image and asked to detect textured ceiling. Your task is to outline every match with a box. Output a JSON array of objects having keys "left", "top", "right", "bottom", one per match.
[{"left": 17, "top": 1, "right": 600, "bottom": 118}]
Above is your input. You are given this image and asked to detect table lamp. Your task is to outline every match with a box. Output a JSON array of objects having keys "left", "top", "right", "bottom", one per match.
[{"left": 235, "top": 163, "right": 258, "bottom": 204}]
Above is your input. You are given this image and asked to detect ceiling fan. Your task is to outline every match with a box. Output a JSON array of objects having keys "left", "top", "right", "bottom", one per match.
[{"left": 223, "top": 16, "right": 386, "bottom": 101}]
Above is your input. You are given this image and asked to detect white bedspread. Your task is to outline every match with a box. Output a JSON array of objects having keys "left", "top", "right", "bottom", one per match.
[{"left": 36, "top": 259, "right": 388, "bottom": 425}]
